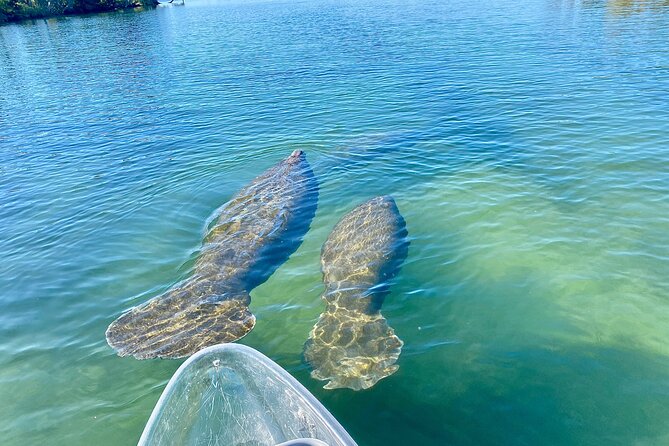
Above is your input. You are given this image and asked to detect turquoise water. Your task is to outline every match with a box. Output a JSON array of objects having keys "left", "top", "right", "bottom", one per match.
[{"left": 1, "top": 0, "right": 669, "bottom": 444}]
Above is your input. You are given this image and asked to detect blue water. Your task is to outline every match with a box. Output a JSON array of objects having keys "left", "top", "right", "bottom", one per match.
[{"left": 1, "top": 0, "right": 669, "bottom": 444}]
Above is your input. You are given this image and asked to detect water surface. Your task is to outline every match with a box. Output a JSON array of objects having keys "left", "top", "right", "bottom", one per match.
[{"left": 1, "top": 0, "right": 669, "bottom": 445}]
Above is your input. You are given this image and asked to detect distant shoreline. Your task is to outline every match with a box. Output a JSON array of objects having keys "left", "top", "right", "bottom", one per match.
[{"left": 0, "top": 0, "right": 158, "bottom": 25}]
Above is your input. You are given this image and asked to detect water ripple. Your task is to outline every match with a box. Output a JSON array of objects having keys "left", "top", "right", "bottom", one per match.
[{"left": 2, "top": 0, "right": 669, "bottom": 445}]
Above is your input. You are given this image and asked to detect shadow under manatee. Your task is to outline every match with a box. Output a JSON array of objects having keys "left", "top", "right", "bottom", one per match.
[
  {"left": 314, "top": 123, "right": 526, "bottom": 181},
  {"left": 309, "top": 112, "right": 576, "bottom": 217}
]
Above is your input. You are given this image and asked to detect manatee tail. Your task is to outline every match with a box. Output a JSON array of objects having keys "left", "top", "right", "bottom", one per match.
[
  {"left": 303, "top": 306, "right": 403, "bottom": 390},
  {"left": 106, "top": 290, "right": 254, "bottom": 359}
]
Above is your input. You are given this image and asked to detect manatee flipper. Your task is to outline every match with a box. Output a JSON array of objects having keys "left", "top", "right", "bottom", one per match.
[
  {"left": 106, "top": 150, "right": 318, "bottom": 359},
  {"left": 304, "top": 196, "right": 409, "bottom": 390},
  {"left": 106, "top": 289, "right": 254, "bottom": 359},
  {"left": 305, "top": 307, "right": 403, "bottom": 390}
]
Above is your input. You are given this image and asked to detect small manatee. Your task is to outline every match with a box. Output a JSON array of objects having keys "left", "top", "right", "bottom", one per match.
[{"left": 304, "top": 196, "right": 409, "bottom": 390}]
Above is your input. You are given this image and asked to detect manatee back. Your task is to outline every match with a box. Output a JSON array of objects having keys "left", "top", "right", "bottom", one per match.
[
  {"left": 198, "top": 150, "right": 318, "bottom": 291},
  {"left": 321, "top": 196, "right": 408, "bottom": 293},
  {"left": 106, "top": 151, "right": 318, "bottom": 359}
]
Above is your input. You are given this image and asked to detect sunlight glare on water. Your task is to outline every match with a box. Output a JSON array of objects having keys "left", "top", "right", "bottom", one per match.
[{"left": 1, "top": 0, "right": 668, "bottom": 445}]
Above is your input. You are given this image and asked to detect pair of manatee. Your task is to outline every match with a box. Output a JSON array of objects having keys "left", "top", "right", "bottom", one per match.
[{"left": 106, "top": 150, "right": 409, "bottom": 390}]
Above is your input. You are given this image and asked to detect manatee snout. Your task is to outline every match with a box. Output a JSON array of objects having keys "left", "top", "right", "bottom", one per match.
[{"left": 289, "top": 149, "right": 305, "bottom": 161}]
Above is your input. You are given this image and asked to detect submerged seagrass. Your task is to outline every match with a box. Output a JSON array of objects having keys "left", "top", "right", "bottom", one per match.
[
  {"left": 106, "top": 150, "right": 318, "bottom": 359},
  {"left": 304, "top": 196, "right": 408, "bottom": 390}
]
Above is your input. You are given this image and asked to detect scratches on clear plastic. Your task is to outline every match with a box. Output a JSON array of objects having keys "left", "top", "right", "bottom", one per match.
[{"left": 139, "top": 346, "right": 355, "bottom": 446}]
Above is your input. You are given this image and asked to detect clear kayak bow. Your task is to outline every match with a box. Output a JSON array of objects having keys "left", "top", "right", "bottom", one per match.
[{"left": 138, "top": 344, "right": 357, "bottom": 446}]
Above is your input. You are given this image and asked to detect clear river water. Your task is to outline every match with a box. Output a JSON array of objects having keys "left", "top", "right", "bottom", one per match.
[{"left": 1, "top": 0, "right": 668, "bottom": 445}]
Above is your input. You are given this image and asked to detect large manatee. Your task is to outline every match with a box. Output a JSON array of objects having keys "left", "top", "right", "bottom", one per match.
[
  {"left": 304, "top": 196, "right": 408, "bottom": 390},
  {"left": 106, "top": 150, "right": 318, "bottom": 359}
]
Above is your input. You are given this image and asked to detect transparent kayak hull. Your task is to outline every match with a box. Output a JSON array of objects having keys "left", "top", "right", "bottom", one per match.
[{"left": 138, "top": 344, "right": 357, "bottom": 446}]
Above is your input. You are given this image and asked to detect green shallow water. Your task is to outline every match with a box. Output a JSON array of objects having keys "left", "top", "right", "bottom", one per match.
[{"left": 1, "top": 0, "right": 669, "bottom": 444}]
